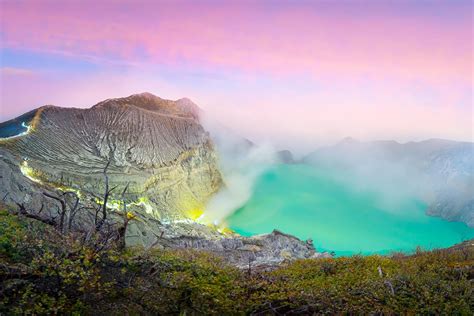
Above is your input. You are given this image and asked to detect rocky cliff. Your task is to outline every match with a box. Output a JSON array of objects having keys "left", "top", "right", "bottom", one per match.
[
  {"left": 0, "top": 93, "right": 327, "bottom": 267},
  {"left": 0, "top": 93, "right": 222, "bottom": 220}
]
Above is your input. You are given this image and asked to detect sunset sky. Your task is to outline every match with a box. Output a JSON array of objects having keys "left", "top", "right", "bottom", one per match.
[{"left": 0, "top": 0, "right": 472, "bottom": 152}]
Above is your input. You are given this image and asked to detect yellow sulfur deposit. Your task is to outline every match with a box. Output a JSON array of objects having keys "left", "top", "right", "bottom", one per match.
[
  {"left": 187, "top": 208, "right": 204, "bottom": 221},
  {"left": 20, "top": 160, "right": 83, "bottom": 198},
  {"left": 217, "top": 226, "right": 234, "bottom": 235},
  {"left": 20, "top": 161, "right": 43, "bottom": 184},
  {"left": 126, "top": 212, "right": 136, "bottom": 220}
]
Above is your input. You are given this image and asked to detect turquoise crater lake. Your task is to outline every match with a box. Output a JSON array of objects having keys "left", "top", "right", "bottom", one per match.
[{"left": 226, "top": 164, "right": 474, "bottom": 256}]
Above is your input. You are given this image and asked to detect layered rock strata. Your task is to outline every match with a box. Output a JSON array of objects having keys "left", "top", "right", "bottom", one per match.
[
  {"left": 0, "top": 93, "right": 222, "bottom": 220},
  {"left": 0, "top": 93, "right": 328, "bottom": 266}
]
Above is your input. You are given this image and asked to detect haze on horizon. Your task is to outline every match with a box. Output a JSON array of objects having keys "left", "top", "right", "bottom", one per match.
[{"left": 0, "top": 0, "right": 472, "bottom": 154}]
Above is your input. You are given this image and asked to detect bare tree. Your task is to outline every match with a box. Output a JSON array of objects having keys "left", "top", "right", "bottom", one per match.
[
  {"left": 67, "top": 192, "right": 81, "bottom": 231},
  {"left": 2, "top": 192, "right": 10, "bottom": 202},
  {"left": 43, "top": 192, "right": 67, "bottom": 233},
  {"left": 15, "top": 202, "right": 57, "bottom": 226},
  {"left": 43, "top": 191, "right": 80, "bottom": 233},
  {"left": 117, "top": 182, "right": 131, "bottom": 250},
  {"left": 13, "top": 152, "right": 135, "bottom": 252},
  {"left": 95, "top": 158, "right": 117, "bottom": 232}
]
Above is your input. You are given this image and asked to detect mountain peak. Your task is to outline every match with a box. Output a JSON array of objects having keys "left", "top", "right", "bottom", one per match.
[
  {"left": 92, "top": 93, "right": 200, "bottom": 120},
  {"left": 126, "top": 92, "right": 164, "bottom": 102},
  {"left": 338, "top": 137, "right": 358, "bottom": 145},
  {"left": 133, "top": 91, "right": 158, "bottom": 98}
]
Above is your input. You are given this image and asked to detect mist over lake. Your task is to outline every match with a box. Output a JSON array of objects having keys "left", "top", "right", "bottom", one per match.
[{"left": 227, "top": 164, "right": 474, "bottom": 256}]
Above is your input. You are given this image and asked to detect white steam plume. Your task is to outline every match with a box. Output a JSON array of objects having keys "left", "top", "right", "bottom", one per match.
[{"left": 199, "top": 112, "right": 277, "bottom": 224}]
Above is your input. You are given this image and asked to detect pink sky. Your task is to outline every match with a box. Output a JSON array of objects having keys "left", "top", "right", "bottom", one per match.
[{"left": 0, "top": 0, "right": 472, "bottom": 151}]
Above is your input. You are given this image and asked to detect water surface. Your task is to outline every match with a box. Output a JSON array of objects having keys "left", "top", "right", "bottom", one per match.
[
  {"left": 227, "top": 164, "right": 474, "bottom": 256},
  {"left": 0, "top": 110, "right": 35, "bottom": 138}
]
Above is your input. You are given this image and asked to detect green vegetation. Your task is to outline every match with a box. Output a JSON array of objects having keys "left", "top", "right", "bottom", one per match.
[{"left": 1, "top": 209, "right": 473, "bottom": 315}]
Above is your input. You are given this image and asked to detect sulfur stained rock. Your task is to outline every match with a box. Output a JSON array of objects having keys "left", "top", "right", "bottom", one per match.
[
  {"left": 0, "top": 93, "right": 223, "bottom": 220},
  {"left": 0, "top": 93, "right": 330, "bottom": 267}
]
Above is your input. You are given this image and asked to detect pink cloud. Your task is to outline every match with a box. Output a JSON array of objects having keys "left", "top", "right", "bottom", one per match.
[
  {"left": 0, "top": 67, "right": 36, "bottom": 77},
  {"left": 1, "top": 1, "right": 471, "bottom": 85},
  {"left": 0, "top": 1, "right": 472, "bottom": 148}
]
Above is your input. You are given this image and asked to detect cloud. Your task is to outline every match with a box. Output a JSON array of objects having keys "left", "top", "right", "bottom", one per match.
[
  {"left": 0, "top": 1, "right": 472, "bottom": 148},
  {"left": 1, "top": 1, "right": 471, "bottom": 84},
  {"left": 0, "top": 67, "right": 35, "bottom": 77}
]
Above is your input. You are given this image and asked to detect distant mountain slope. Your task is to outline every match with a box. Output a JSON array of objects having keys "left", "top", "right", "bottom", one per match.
[
  {"left": 0, "top": 93, "right": 222, "bottom": 220},
  {"left": 303, "top": 138, "right": 474, "bottom": 227}
]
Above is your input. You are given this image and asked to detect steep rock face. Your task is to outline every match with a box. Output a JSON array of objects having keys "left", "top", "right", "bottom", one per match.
[
  {"left": 0, "top": 145, "right": 328, "bottom": 267},
  {"left": 0, "top": 93, "right": 223, "bottom": 220}
]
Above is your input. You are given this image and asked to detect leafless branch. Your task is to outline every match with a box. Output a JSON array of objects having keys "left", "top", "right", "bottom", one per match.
[
  {"left": 15, "top": 202, "right": 56, "bottom": 226},
  {"left": 95, "top": 157, "right": 116, "bottom": 232},
  {"left": 43, "top": 192, "right": 67, "bottom": 233},
  {"left": 117, "top": 182, "right": 130, "bottom": 250}
]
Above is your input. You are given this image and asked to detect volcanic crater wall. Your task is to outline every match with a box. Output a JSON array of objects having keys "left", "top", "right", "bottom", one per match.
[{"left": 0, "top": 93, "right": 223, "bottom": 220}]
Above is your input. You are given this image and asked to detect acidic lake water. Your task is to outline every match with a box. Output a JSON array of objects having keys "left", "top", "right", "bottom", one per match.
[{"left": 227, "top": 164, "right": 474, "bottom": 256}]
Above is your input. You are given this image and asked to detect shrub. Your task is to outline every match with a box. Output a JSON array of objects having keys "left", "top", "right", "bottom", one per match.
[{"left": 1, "top": 209, "right": 473, "bottom": 315}]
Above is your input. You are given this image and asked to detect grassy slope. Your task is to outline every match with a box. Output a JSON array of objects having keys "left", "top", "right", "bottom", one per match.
[{"left": 1, "top": 209, "right": 473, "bottom": 315}]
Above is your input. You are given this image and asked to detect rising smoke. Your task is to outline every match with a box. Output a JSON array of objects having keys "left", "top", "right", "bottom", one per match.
[
  {"left": 302, "top": 139, "right": 472, "bottom": 214},
  {"left": 201, "top": 106, "right": 472, "bottom": 225},
  {"left": 200, "top": 112, "right": 278, "bottom": 224}
]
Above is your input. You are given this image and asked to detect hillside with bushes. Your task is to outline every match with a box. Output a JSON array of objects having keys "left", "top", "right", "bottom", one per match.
[{"left": 1, "top": 207, "right": 473, "bottom": 315}]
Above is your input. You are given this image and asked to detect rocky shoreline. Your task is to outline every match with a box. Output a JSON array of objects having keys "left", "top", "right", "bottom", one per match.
[{"left": 128, "top": 219, "right": 332, "bottom": 268}]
